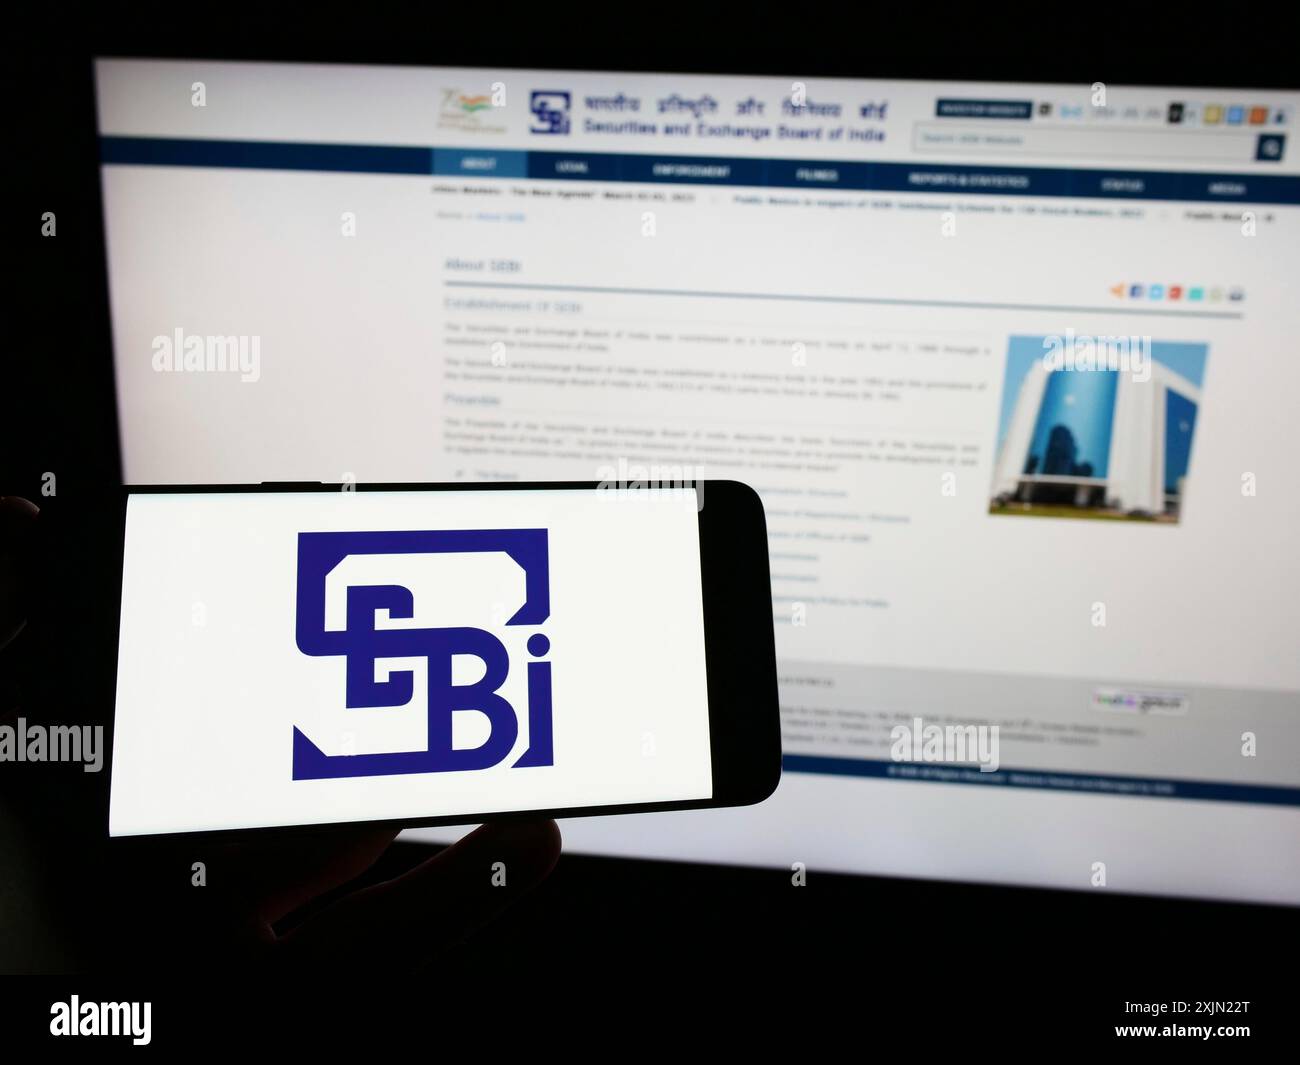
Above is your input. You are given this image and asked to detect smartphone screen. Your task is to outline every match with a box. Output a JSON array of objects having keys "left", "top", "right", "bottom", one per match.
[{"left": 109, "top": 486, "right": 713, "bottom": 836}]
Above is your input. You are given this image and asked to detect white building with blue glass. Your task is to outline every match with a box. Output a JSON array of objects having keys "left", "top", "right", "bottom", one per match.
[{"left": 992, "top": 362, "right": 1201, "bottom": 515}]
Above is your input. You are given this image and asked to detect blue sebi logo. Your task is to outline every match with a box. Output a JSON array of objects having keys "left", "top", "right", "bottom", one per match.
[
  {"left": 293, "top": 529, "right": 553, "bottom": 779},
  {"left": 529, "top": 91, "right": 571, "bottom": 134}
]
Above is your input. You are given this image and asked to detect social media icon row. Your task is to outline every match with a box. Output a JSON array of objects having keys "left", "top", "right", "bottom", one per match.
[
  {"left": 1110, "top": 283, "right": 1244, "bottom": 302},
  {"left": 1169, "top": 102, "right": 1289, "bottom": 126}
]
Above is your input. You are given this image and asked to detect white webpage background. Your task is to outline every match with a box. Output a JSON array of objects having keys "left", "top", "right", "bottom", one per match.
[
  {"left": 97, "top": 170, "right": 1300, "bottom": 691},
  {"left": 109, "top": 490, "right": 712, "bottom": 836}
]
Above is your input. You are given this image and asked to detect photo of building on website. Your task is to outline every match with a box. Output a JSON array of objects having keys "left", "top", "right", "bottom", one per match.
[{"left": 991, "top": 335, "right": 1209, "bottom": 522}]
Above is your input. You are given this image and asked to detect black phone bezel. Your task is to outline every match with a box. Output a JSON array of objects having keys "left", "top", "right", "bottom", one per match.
[{"left": 106, "top": 479, "right": 781, "bottom": 842}]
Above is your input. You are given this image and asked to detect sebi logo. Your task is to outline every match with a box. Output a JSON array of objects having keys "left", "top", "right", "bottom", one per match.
[
  {"left": 529, "top": 90, "right": 571, "bottom": 134},
  {"left": 293, "top": 529, "right": 553, "bottom": 779}
]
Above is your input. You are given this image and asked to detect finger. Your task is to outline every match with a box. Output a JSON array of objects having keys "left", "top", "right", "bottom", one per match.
[
  {"left": 276, "top": 818, "right": 561, "bottom": 967},
  {"left": 107, "top": 827, "right": 403, "bottom": 968},
  {"left": 225, "top": 827, "right": 401, "bottom": 928}
]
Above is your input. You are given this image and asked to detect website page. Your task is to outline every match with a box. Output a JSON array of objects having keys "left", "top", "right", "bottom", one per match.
[{"left": 94, "top": 60, "right": 1300, "bottom": 903}]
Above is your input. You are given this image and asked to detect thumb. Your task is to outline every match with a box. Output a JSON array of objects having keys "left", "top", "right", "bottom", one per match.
[{"left": 276, "top": 818, "right": 561, "bottom": 968}]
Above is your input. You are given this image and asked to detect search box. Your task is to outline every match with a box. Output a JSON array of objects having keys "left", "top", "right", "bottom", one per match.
[{"left": 913, "top": 123, "right": 1262, "bottom": 165}]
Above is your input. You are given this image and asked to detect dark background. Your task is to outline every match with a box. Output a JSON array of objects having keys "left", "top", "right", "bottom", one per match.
[{"left": 4, "top": 6, "right": 1294, "bottom": 1027}]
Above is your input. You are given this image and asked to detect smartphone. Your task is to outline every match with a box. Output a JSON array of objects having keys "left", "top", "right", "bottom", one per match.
[{"left": 107, "top": 480, "right": 780, "bottom": 838}]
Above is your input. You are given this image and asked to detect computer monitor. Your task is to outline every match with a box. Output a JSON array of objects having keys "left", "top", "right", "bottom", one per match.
[{"left": 93, "top": 58, "right": 1300, "bottom": 905}]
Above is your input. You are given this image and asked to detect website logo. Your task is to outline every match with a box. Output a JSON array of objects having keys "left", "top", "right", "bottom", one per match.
[
  {"left": 293, "top": 528, "right": 553, "bottom": 779},
  {"left": 530, "top": 91, "right": 571, "bottom": 135},
  {"left": 438, "top": 88, "right": 506, "bottom": 135},
  {"left": 1092, "top": 688, "right": 1190, "bottom": 716}
]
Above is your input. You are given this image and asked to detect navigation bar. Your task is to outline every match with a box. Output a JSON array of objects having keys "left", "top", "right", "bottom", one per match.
[{"left": 100, "top": 136, "right": 1300, "bottom": 205}]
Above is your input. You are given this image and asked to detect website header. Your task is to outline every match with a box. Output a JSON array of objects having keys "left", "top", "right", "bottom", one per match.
[{"left": 95, "top": 59, "right": 1300, "bottom": 176}]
